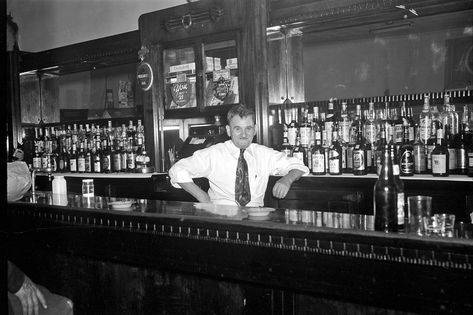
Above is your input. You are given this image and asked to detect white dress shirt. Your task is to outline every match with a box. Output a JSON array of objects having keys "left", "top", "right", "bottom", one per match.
[{"left": 169, "top": 140, "right": 309, "bottom": 207}]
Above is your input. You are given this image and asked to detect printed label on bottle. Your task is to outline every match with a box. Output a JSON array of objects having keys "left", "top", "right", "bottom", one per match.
[
  {"left": 426, "top": 145, "right": 435, "bottom": 170},
  {"left": 419, "top": 119, "right": 431, "bottom": 143},
  {"left": 432, "top": 154, "right": 447, "bottom": 174},
  {"left": 329, "top": 159, "right": 340, "bottom": 173},
  {"left": 312, "top": 153, "right": 325, "bottom": 173},
  {"left": 70, "top": 159, "right": 77, "bottom": 172},
  {"left": 395, "top": 124, "right": 403, "bottom": 143},
  {"left": 448, "top": 148, "right": 456, "bottom": 170},
  {"left": 457, "top": 148, "right": 467, "bottom": 169},
  {"left": 397, "top": 192, "right": 405, "bottom": 225},
  {"left": 365, "top": 125, "right": 377, "bottom": 144},
  {"left": 353, "top": 150, "right": 365, "bottom": 170},
  {"left": 293, "top": 152, "right": 304, "bottom": 162},
  {"left": 325, "top": 121, "right": 333, "bottom": 144},
  {"left": 340, "top": 122, "right": 351, "bottom": 143},
  {"left": 287, "top": 128, "right": 297, "bottom": 146},
  {"left": 77, "top": 158, "right": 86, "bottom": 172},
  {"left": 400, "top": 151, "right": 414, "bottom": 174},
  {"left": 299, "top": 127, "right": 311, "bottom": 146},
  {"left": 346, "top": 146, "right": 354, "bottom": 169},
  {"left": 33, "top": 157, "right": 42, "bottom": 169}
]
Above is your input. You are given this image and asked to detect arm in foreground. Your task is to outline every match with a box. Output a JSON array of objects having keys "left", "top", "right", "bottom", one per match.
[
  {"left": 178, "top": 181, "right": 211, "bottom": 203},
  {"left": 272, "top": 169, "right": 304, "bottom": 199},
  {"left": 8, "top": 261, "right": 47, "bottom": 315}
]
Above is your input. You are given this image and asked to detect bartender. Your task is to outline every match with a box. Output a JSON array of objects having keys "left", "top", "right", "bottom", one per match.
[{"left": 169, "top": 104, "right": 309, "bottom": 206}]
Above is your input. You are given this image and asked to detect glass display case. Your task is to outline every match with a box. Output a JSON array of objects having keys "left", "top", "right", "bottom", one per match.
[{"left": 162, "top": 34, "right": 239, "bottom": 117}]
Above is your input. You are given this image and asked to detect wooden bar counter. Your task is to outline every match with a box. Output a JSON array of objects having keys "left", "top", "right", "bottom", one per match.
[{"left": 6, "top": 191, "right": 473, "bottom": 314}]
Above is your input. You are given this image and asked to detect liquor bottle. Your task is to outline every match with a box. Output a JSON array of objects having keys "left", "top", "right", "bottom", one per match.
[
  {"left": 84, "top": 139, "right": 92, "bottom": 173},
  {"left": 456, "top": 122, "right": 469, "bottom": 175},
  {"left": 292, "top": 136, "right": 307, "bottom": 165},
  {"left": 69, "top": 142, "right": 78, "bottom": 173},
  {"left": 58, "top": 147, "right": 69, "bottom": 172},
  {"left": 299, "top": 109, "right": 311, "bottom": 149},
  {"left": 136, "top": 143, "right": 151, "bottom": 170},
  {"left": 398, "top": 126, "right": 414, "bottom": 176},
  {"left": 445, "top": 125, "right": 457, "bottom": 174},
  {"left": 412, "top": 125, "right": 427, "bottom": 174},
  {"left": 392, "top": 155, "right": 405, "bottom": 232},
  {"left": 339, "top": 102, "right": 351, "bottom": 144},
  {"left": 127, "top": 142, "right": 137, "bottom": 172},
  {"left": 32, "top": 146, "right": 42, "bottom": 169},
  {"left": 348, "top": 104, "right": 363, "bottom": 172},
  {"left": 281, "top": 125, "right": 292, "bottom": 157},
  {"left": 112, "top": 137, "right": 122, "bottom": 173},
  {"left": 407, "top": 107, "right": 416, "bottom": 143},
  {"left": 101, "top": 139, "right": 112, "bottom": 173},
  {"left": 364, "top": 102, "right": 377, "bottom": 173},
  {"left": 328, "top": 125, "right": 342, "bottom": 175},
  {"left": 77, "top": 141, "right": 86, "bottom": 173},
  {"left": 374, "top": 145, "right": 398, "bottom": 233},
  {"left": 324, "top": 100, "right": 336, "bottom": 146},
  {"left": 287, "top": 108, "right": 298, "bottom": 147},
  {"left": 468, "top": 144, "right": 473, "bottom": 177},
  {"left": 352, "top": 125, "right": 367, "bottom": 176},
  {"left": 374, "top": 124, "right": 388, "bottom": 174},
  {"left": 269, "top": 108, "right": 284, "bottom": 151},
  {"left": 120, "top": 125, "right": 128, "bottom": 172},
  {"left": 311, "top": 129, "right": 326, "bottom": 175},
  {"left": 93, "top": 140, "right": 102, "bottom": 173},
  {"left": 426, "top": 125, "right": 437, "bottom": 173},
  {"left": 419, "top": 95, "right": 433, "bottom": 144},
  {"left": 394, "top": 103, "right": 405, "bottom": 145},
  {"left": 440, "top": 94, "right": 459, "bottom": 136},
  {"left": 431, "top": 128, "right": 449, "bottom": 177}
]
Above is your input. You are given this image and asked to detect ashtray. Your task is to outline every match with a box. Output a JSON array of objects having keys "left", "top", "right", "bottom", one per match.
[
  {"left": 109, "top": 200, "right": 134, "bottom": 210},
  {"left": 245, "top": 207, "right": 275, "bottom": 217}
]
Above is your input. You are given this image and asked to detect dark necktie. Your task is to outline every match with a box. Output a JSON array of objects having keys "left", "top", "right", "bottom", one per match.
[{"left": 235, "top": 149, "right": 251, "bottom": 206}]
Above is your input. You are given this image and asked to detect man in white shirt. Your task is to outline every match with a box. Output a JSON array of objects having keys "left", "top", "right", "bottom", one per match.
[{"left": 169, "top": 104, "right": 309, "bottom": 206}]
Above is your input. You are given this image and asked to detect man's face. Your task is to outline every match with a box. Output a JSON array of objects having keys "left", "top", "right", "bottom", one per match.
[{"left": 226, "top": 115, "right": 257, "bottom": 149}]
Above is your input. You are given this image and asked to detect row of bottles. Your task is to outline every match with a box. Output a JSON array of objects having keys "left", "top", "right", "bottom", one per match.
[
  {"left": 25, "top": 120, "right": 150, "bottom": 173},
  {"left": 269, "top": 94, "right": 473, "bottom": 177}
]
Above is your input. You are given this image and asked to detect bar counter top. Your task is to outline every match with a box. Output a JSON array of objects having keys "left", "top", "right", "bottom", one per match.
[{"left": 6, "top": 192, "right": 473, "bottom": 314}]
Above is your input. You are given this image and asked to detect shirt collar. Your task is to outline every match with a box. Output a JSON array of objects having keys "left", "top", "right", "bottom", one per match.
[{"left": 225, "top": 140, "right": 254, "bottom": 158}]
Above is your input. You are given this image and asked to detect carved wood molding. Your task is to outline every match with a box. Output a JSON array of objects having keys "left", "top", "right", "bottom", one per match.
[
  {"left": 164, "top": 7, "right": 224, "bottom": 32},
  {"left": 269, "top": 0, "right": 473, "bottom": 27}
]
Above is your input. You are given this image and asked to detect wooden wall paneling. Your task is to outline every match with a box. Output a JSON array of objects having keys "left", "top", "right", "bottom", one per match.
[{"left": 238, "top": 0, "right": 270, "bottom": 146}]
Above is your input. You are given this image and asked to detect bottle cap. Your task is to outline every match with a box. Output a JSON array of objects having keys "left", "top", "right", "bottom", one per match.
[{"left": 82, "top": 179, "right": 93, "bottom": 183}]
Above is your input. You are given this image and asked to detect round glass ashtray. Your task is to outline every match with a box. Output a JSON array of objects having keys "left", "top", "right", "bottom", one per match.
[
  {"left": 109, "top": 200, "right": 135, "bottom": 210},
  {"left": 245, "top": 207, "right": 275, "bottom": 217}
]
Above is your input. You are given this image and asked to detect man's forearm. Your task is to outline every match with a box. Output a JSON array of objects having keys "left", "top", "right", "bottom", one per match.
[
  {"left": 281, "top": 169, "right": 304, "bottom": 185},
  {"left": 178, "top": 182, "right": 211, "bottom": 203}
]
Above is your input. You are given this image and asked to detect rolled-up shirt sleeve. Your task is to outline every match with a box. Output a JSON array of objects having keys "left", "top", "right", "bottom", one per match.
[
  {"left": 8, "top": 260, "right": 25, "bottom": 293},
  {"left": 268, "top": 150, "right": 310, "bottom": 176},
  {"left": 169, "top": 148, "right": 213, "bottom": 188}
]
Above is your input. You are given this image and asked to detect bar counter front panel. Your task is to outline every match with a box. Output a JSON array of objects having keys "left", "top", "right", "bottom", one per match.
[{"left": 6, "top": 192, "right": 473, "bottom": 314}]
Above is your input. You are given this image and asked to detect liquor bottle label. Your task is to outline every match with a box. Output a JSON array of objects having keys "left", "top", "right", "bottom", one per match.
[
  {"left": 432, "top": 154, "right": 447, "bottom": 174},
  {"left": 293, "top": 152, "right": 304, "bottom": 162},
  {"left": 419, "top": 118, "right": 431, "bottom": 143},
  {"left": 70, "top": 159, "right": 77, "bottom": 172},
  {"left": 77, "top": 158, "right": 86, "bottom": 172},
  {"left": 397, "top": 192, "right": 405, "bottom": 225},
  {"left": 33, "top": 157, "right": 42, "bottom": 169},
  {"left": 353, "top": 150, "right": 365, "bottom": 170},
  {"left": 324, "top": 121, "right": 333, "bottom": 144},
  {"left": 457, "top": 148, "right": 467, "bottom": 169},
  {"left": 448, "top": 148, "right": 457, "bottom": 170},
  {"left": 312, "top": 153, "right": 325, "bottom": 173},
  {"left": 299, "top": 127, "right": 311, "bottom": 146},
  {"left": 426, "top": 145, "right": 435, "bottom": 170},
  {"left": 287, "top": 128, "right": 297, "bottom": 146},
  {"left": 394, "top": 124, "right": 403, "bottom": 143},
  {"left": 329, "top": 158, "right": 340, "bottom": 173},
  {"left": 340, "top": 122, "right": 351, "bottom": 143},
  {"left": 400, "top": 151, "right": 414, "bottom": 174}
]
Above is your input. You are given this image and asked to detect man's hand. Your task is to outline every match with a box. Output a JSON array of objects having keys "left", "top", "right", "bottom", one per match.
[
  {"left": 272, "top": 177, "right": 292, "bottom": 199},
  {"left": 14, "top": 275, "right": 47, "bottom": 315},
  {"left": 272, "top": 169, "right": 304, "bottom": 199}
]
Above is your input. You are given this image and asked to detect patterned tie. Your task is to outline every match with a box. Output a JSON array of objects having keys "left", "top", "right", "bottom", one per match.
[{"left": 235, "top": 149, "right": 251, "bottom": 206}]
